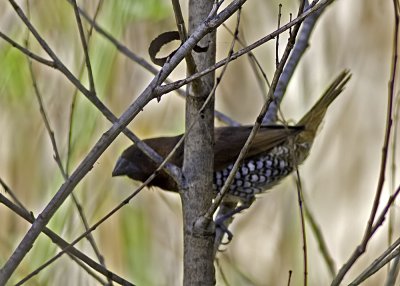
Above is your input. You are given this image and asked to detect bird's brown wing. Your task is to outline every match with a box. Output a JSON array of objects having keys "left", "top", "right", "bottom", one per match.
[
  {"left": 214, "top": 125, "right": 303, "bottom": 170},
  {"left": 131, "top": 125, "right": 302, "bottom": 173}
]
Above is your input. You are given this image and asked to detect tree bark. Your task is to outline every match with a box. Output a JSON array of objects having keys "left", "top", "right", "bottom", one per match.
[{"left": 181, "top": 0, "right": 216, "bottom": 285}]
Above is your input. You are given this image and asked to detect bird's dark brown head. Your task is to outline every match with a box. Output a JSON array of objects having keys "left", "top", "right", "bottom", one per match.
[
  {"left": 112, "top": 135, "right": 183, "bottom": 192},
  {"left": 112, "top": 145, "right": 152, "bottom": 181}
]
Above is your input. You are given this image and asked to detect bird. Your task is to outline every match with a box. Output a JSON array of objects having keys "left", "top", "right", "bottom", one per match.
[{"left": 113, "top": 70, "right": 351, "bottom": 204}]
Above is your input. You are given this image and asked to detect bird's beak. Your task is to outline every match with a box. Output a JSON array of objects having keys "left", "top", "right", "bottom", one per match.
[{"left": 112, "top": 157, "right": 130, "bottom": 177}]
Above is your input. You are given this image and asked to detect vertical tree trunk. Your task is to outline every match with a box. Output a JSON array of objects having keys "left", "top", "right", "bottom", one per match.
[{"left": 181, "top": 0, "right": 216, "bottom": 285}]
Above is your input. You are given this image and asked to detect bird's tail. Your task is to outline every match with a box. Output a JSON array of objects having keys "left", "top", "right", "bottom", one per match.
[{"left": 297, "top": 70, "right": 351, "bottom": 141}]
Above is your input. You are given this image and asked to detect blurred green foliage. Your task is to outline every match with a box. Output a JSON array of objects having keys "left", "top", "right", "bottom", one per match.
[
  {"left": 110, "top": 0, "right": 170, "bottom": 22},
  {"left": 0, "top": 46, "right": 30, "bottom": 104},
  {"left": 120, "top": 208, "right": 154, "bottom": 285}
]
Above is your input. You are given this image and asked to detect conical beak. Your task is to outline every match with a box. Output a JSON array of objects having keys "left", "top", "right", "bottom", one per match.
[{"left": 112, "top": 157, "right": 130, "bottom": 177}]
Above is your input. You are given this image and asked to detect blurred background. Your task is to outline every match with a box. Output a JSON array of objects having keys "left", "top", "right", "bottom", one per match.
[{"left": 0, "top": 0, "right": 398, "bottom": 285}]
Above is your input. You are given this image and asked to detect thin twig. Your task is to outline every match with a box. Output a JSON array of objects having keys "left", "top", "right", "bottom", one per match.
[
  {"left": 288, "top": 3, "right": 308, "bottom": 283},
  {"left": 222, "top": 23, "right": 270, "bottom": 99},
  {"left": 208, "top": 6, "right": 243, "bottom": 250},
  {"left": 171, "top": 0, "right": 198, "bottom": 78},
  {"left": 25, "top": 32, "right": 67, "bottom": 181},
  {"left": 363, "top": 0, "right": 399, "bottom": 244},
  {"left": 350, "top": 213, "right": 400, "bottom": 285},
  {"left": 276, "top": 3, "right": 282, "bottom": 68},
  {"left": 385, "top": 254, "right": 400, "bottom": 286},
  {"left": 264, "top": 0, "right": 326, "bottom": 123},
  {"left": 295, "top": 169, "right": 308, "bottom": 286},
  {"left": 71, "top": 0, "right": 96, "bottom": 93},
  {"left": 0, "top": 30, "right": 54, "bottom": 67},
  {"left": 370, "top": 186, "right": 400, "bottom": 237},
  {"left": 388, "top": 94, "right": 400, "bottom": 259},
  {"left": 351, "top": 246, "right": 400, "bottom": 285},
  {"left": 333, "top": 184, "right": 400, "bottom": 285},
  {"left": 66, "top": 0, "right": 104, "bottom": 175},
  {"left": 304, "top": 201, "right": 336, "bottom": 277},
  {"left": 287, "top": 270, "right": 293, "bottom": 286},
  {"left": 0, "top": 177, "right": 26, "bottom": 211}
]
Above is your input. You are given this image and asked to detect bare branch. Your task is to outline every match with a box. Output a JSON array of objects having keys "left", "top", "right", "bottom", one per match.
[
  {"left": 350, "top": 205, "right": 400, "bottom": 285},
  {"left": 264, "top": 0, "right": 325, "bottom": 123},
  {"left": 171, "top": 0, "right": 199, "bottom": 77},
  {"left": 71, "top": 0, "right": 96, "bottom": 93},
  {"left": 0, "top": 30, "right": 54, "bottom": 67}
]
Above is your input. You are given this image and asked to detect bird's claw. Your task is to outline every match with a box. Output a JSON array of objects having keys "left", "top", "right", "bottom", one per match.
[{"left": 215, "top": 218, "right": 234, "bottom": 245}]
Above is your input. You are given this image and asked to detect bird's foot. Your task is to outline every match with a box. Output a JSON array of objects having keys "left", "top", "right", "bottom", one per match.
[
  {"left": 215, "top": 198, "right": 254, "bottom": 245},
  {"left": 215, "top": 221, "right": 234, "bottom": 244}
]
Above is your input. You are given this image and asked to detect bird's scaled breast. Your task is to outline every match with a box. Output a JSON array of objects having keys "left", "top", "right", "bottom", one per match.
[{"left": 213, "top": 145, "right": 294, "bottom": 201}]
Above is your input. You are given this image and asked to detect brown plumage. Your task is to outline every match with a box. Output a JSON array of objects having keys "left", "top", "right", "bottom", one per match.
[{"left": 113, "top": 70, "right": 351, "bottom": 201}]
